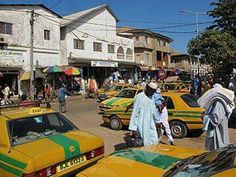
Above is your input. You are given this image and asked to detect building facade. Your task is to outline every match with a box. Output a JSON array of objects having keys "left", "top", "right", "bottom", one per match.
[
  {"left": 170, "top": 53, "right": 211, "bottom": 76},
  {"left": 60, "top": 4, "right": 135, "bottom": 86},
  {"left": 0, "top": 4, "right": 61, "bottom": 94},
  {"left": 118, "top": 28, "right": 172, "bottom": 79}
]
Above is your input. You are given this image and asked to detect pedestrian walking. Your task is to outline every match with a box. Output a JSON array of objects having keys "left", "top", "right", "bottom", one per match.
[
  {"left": 228, "top": 75, "right": 236, "bottom": 95},
  {"left": 129, "top": 82, "right": 161, "bottom": 146},
  {"left": 193, "top": 76, "right": 199, "bottom": 95},
  {"left": 198, "top": 83, "right": 235, "bottom": 151},
  {"left": 57, "top": 84, "right": 71, "bottom": 114},
  {"left": 4, "top": 84, "right": 10, "bottom": 104},
  {"left": 153, "top": 88, "right": 174, "bottom": 145}
]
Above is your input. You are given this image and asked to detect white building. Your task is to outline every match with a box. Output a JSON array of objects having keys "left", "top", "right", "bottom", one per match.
[
  {"left": 60, "top": 4, "right": 135, "bottom": 85},
  {"left": 0, "top": 4, "right": 61, "bottom": 94}
]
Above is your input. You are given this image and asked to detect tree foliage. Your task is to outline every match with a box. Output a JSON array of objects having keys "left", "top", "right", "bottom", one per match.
[
  {"left": 188, "top": 30, "right": 236, "bottom": 73},
  {"left": 188, "top": 0, "right": 236, "bottom": 74},
  {"left": 208, "top": 0, "right": 236, "bottom": 35}
]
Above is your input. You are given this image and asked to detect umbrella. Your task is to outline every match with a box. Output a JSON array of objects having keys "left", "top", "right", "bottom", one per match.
[
  {"left": 43, "top": 66, "right": 63, "bottom": 73},
  {"left": 64, "top": 66, "right": 80, "bottom": 75}
]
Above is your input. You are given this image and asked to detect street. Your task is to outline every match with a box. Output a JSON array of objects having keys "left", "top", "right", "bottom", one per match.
[{"left": 52, "top": 97, "right": 236, "bottom": 155}]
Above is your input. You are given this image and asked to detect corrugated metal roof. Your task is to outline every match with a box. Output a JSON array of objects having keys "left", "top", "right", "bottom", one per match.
[
  {"left": 61, "top": 4, "right": 119, "bottom": 26},
  {"left": 0, "top": 4, "right": 62, "bottom": 18}
]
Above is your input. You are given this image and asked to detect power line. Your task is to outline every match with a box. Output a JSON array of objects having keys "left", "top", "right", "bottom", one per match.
[
  {"left": 37, "top": 12, "right": 210, "bottom": 33},
  {"left": 50, "top": 0, "right": 65, "bottom": 9},
  {"left": 148, "top": 21, "right": 211, "bottom": 30}
]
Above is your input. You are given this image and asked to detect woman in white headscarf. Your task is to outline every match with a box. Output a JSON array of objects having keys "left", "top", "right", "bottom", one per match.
[{"left": 198, "top": 84, "right": 235, "bottom": 151}]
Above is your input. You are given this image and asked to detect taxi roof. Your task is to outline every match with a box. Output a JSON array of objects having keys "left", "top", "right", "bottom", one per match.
[{"left": 0, "top": 106, "right": 56, "bottom": 120}]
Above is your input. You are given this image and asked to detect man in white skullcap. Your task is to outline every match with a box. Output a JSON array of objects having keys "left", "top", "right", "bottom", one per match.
[{"left": 129, "top": 82, "right": 161, "bottom": 145}]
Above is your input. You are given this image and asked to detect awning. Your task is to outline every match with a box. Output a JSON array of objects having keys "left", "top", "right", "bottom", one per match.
[
  {"left": 35, "top": 69, "right": 45, "bottom": 78},
  {"left": 139, "top": 66, "right": 157, "bottom": 71},
  {"left": 20, "top": 72, "right": 30, "bottom": 81},
  {"left": 139, "top": 66, "right": 149, "bottom": 71}
]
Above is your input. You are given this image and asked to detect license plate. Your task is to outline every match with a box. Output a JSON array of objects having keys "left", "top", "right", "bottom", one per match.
[{"left": 57, "top": 155, "right": 86, "bottom": 172}]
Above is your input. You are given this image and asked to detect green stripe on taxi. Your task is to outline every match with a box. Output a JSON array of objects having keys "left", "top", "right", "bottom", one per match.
[
  {"left": 113, "top": 149, "right": 181, "bottom": 169},
  {"left": 106, "top": 97, "right": 121, "bottom": 106},
  {"left": 0, "top": 161, "right": 23, "bottom": 177},
  {"left": 48, "top": 134, "right": 80, "bottom": 160},
  {"left": 0, "top": 153, "right": 27, "bottom": 169}
]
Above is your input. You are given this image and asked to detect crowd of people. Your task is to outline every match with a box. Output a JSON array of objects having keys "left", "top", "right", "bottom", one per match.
[{"left": 128, "top": 77, "right": 235, "bottom": 151}]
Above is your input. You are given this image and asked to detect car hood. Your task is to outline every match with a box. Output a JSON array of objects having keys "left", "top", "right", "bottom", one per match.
[
  {"left": 13, "top": 130, "right": 104, "bottom": 172},
  {"left": 102, "top": 97, "right": 134, "bottom": 107},
  {"left": 78, "top": 144, "right": 204, "bottom": 177}
]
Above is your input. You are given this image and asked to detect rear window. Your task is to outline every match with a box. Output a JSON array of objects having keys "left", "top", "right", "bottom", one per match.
[
  {"left": 181, "top": 94, "right": 199, "bottom": 107},
  {"left": 163, "top": 96, "right": 175, "bottom": 109},
  {"left": 8, "top": 113, "right": 77, "bottom": 146}
]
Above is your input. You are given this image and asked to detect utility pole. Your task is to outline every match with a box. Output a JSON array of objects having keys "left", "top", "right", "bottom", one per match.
[
  {"left": 30, "top": 10, "right": 35, "bottom": 100},
  {"left": 180, "top": 10, "right": 206, "bottom": 77}
]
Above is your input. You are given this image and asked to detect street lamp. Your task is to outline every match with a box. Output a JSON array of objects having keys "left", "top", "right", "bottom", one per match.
[{"left": 180, "top": 10, "right": 206, "bottom": 77}]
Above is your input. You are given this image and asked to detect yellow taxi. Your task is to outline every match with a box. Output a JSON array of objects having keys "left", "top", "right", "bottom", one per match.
[
  {"left": 97, "top": 84, "right": 131, "bottom": 102},
  {"left": 0, "top": 103, "right": 104, "bottom": 177},
  {"left": 100, "top": 89, "right": 203, "bottom": 138},
  {"left": 77, "top": 143, "right": 236, "bottom": 177}
]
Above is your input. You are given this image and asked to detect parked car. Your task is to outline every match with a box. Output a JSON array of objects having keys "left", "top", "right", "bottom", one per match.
[
  {"left": 0, "top": 103, "right": 104, "bottom": 177},
  {"left": 97, "top": 84, "right": 132, "bottom": 102},
  {"left": 77, "top": 143, "right": 236, "bottom": 177},
  {"left": 100, "top": 89, "right": 204, "bottom": 138}
]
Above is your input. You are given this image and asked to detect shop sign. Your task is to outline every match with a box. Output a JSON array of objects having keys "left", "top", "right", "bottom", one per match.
[
  {"left": 0, "top": 50, "right": 23, "bottom": 66},
  {"left": 91, "top": 61, "right": 118, "bottom": 67}
]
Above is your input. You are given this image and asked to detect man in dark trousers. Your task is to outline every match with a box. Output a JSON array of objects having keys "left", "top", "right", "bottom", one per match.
[{"left": 57, "top": 84, "right": 71, "bottom": 114}]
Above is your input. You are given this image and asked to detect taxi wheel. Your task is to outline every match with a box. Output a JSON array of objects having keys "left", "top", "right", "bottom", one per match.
[
  {"left": 109, "top": 116, "right": 123, "bottom": 130},
  {"left": 170, "top": 121, "right": 188, "bottom": 138}
]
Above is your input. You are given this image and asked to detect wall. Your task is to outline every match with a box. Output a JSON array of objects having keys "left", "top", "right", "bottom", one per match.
[
  {"left": 64, "top": 8, "right": 134, "bottom": 64},
  {"left": 0, "top": 5, "right": 61, "bottom": 71}
]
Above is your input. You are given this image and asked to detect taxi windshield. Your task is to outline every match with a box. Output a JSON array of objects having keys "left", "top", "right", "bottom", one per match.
[
  {"left": 164, "top": 145, "right": 236, "bottom": 177},
  {"left": 110, "top": 85, "right": 123, "bottom": 91},
  {"left": 8, "top": 113, "right": 78, "bottom": 146},
  {"left": 116, "top": 89, "right": 136, "bottom": 98}
]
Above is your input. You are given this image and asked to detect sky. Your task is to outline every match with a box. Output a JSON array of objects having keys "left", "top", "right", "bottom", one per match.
[{"left": 1, "top": 0, "right": 216, "bottom": 53}]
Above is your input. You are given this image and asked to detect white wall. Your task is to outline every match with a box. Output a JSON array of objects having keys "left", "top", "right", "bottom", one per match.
[
  {"left": 0, "top": 5, "right": 61, "bottom": 71},
  {"left": 63, "top": 8, "right": 134, "bottom": 64}
]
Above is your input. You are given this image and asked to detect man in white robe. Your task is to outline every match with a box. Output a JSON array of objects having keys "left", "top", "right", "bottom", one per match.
[
  {"left": 129, "top": 82, "right": 161, "bottom": 145},
  {"left": 198, "top": 84, "right": 235, "bottom": 151}
]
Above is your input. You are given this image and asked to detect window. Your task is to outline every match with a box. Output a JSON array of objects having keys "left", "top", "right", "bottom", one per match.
[
  {"left": 136, "top": 54, "right": 141, "bottom": 61},
  {"left": 93, "top": 42, "right": 102, "bottom": 52},
  {"left": 181, "top": 94, "right": 199, "bottom": 107},
  {"left": 116, "top": 89, "right": 136, "bottom": 98},
  {"left": 159, "top": 40, "right": 164, "bottom": 46},
  {"left": 163, "top": 96, "right": 175, "bottom": 109},
  {"left": 137, "top": 89, "right": 143, "bottom": 94},
  {"left": 145, "top": 36, "right": 149, "bottom": 44},
  {"left": 135, "top": 36, "right": 139, "bottom": 41},
  {"left": 108, "top": 44, "right": 115, "bottom": 53},
  {"left": 8, "top": 113, "right": 77, "bottom": 146},
  {"left": 44, "top": 30, "right": 50, "bottom": 40},
  {"left": 164, "top": 146, "right": 236, "bottom": 177},
  {"left": 74, "top": 39, "right": 84, "bottom": 50},
  {"left": 0, "top": 22, "right": 12, "bottom": 34},
  {"left": 117, "top": 46, "right": 124, "bottom": 59},
  {"left": 126, "top": 48, "right": 133, "bottom": 59}
]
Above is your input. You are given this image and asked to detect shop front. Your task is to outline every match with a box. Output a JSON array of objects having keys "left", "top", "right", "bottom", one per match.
[
  {"left": 0, "top": 50, "right": 25, "bottom": 96},
  {"left": 0, "top": 67, "right": 21, "bottom": 96}
]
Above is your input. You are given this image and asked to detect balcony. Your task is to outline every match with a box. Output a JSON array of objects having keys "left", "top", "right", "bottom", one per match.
[{"left": 134, "top": 41, "right": 153, "bottom": 49}]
